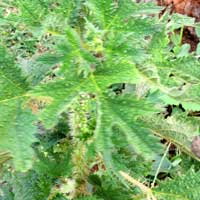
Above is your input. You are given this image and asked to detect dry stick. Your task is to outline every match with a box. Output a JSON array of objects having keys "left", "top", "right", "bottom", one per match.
[
  {"left": 151, "top": 142, "right": 171, "bottom": 188},
  {"left": 119, "top": 171, "right": 157, "bottom": 200}
]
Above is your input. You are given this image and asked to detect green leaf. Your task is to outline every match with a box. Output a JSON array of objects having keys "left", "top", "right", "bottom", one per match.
[
  {"left": 0, "top": 100, "right": 37, "bottom": 170},
  {"left": 11, "top": 170, "right": 52, "bottom": 200},
  {"left": 85, "top": 0, "right": 162, "bottom": 34},
  {"left": 95, "top": 95, "right": 163, "bottom": 163},
  {"left": 176, "top": 44, "right": 190, "bottom": 58},
  {"left": 0, "top": 46, "right": 36, "bottom": 171},
  {"left": 196, "top": 43, "right": 200, "bottom": 55},
  {"left": 195, "top": 23, "right": 200, "bottom": 38},
  {"left": 167, "top": 13, "right": 195, "bottom": 31},
  {"left": 154, "top": 169, "right": 200, "bottom": 200},
  {"left": 142, "top": 114, "right": 200, "bottom": 161},
  {"left": 137, "top": 31, "right": 200, "bottom": 110}
]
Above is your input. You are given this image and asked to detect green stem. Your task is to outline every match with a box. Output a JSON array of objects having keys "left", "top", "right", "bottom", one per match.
[
  {"left": 151, "top": 142, "right": 171, "bottom": 188},
  {"left": 179, "top": 26, "right": 184, "bottom": 46}
]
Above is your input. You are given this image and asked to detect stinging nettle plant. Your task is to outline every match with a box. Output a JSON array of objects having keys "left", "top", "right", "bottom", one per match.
[
  {"left": 1, "top": 0, "right": 200, "bottom": 199},
  {"left": 0, "top": 0, "right": 165, "bottom": 170}
]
